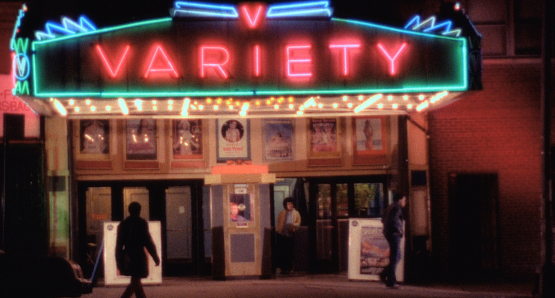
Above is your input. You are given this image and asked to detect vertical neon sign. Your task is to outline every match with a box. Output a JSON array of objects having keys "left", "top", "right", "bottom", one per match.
[
  {"left": 329, "top": 43, "right": 360, "bottom": 76},
  {"left": 286, "top": 44, "right": 312, "bottom": 77},
  {"left": 200, "top": 46, "right": 230, "bottom": 78},
  {"left": 96, "top": 45, "right": 130, "bottom": 78},
  {"left": 377, "top": 43, "right": 407, "bottom": 75},
  {"left": 12, "top": 38, "right": 30, "bottom": 95},
  {"left": 144, "top": 45, "right": 179, "bottom": 78},
  {"left": 254, "top": 45, "right": 261, "bottom": 77}
]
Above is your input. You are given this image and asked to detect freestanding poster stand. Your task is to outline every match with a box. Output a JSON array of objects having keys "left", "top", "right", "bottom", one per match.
[
  {"left": 103, "top": 221, "right": 163, "bottom": 286},
  {"left": 205, "top": 164, "right": 275, "bottom": 279},
  {"left": 347, "top": 218, "right": 405, "bottom": 282}
]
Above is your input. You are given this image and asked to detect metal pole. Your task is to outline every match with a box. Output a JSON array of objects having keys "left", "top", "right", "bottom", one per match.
[{"left": 541, "top": 0, "right": 554, "bottom": 296}]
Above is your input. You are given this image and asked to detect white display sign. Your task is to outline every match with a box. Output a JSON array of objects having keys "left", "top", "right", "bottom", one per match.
[
  {"left": 103, "top": 221, "right": 163, "bottom": 286},
  {"left": 348, "top": 218, "right": 404, "bottom": 282}
]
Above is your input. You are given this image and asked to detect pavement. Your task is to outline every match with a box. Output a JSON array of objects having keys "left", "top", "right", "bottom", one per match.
[{"left": 84, "top": 272, "right": 536, "bottom": 298}]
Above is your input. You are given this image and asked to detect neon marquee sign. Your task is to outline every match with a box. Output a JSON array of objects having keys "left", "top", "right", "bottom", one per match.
[{"left": 30, "top": 1, "right": 468, "bottom": 99}]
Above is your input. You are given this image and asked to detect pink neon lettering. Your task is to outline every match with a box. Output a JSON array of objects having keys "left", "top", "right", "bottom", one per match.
[
  {"left": 201, "top": 46, "right": 230, "bottom": 78},
  {"left": 254, "top": 45, "right": 260, "bottom": 76},
  {"left": 144, "top": 45, "right": 179, "bottom": 78},
  {"left": 377, "top": 43, "right": 407, "bottom": 75},
  {"left": 96, "top": 45, "right": 130, "bottom": 78},
  {"left": 241, "top": 5, "right": 264, "bottom": 28},
  {"left": 329, "top": 44, "right": 360, "bottom": 76},
  {"left": 286, "top": 45, "right": 312, "bottom": 77}
]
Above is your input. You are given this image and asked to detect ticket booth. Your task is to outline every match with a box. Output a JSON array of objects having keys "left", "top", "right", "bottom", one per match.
[{"left": 205, "top": 164, "right": 276, "bottom": 279}]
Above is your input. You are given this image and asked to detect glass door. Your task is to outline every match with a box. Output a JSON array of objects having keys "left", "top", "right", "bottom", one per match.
[{"left": 308, "top": 176, "right": 386, "bottom": 273}]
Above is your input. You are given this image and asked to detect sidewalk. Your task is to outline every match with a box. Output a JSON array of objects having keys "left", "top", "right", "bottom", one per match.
[{"left": 85, "top": 272, "right": 535, "bottom": 298}]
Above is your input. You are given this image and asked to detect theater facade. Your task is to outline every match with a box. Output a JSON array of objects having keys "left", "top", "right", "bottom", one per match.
[{"left": 8, "top": 1, "right": 481, "bottom": 277}]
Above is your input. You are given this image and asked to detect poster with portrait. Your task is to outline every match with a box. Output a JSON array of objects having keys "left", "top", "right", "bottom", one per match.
[
  {"left": 353, "top": 116, "right": 386, "bottom": 164},
  {"left": 263, "top": 119, "right": 294, "bottom": 161},
  {"left": 80, "top": 119, "right": 110, "bottom": 155},
  {"left": 217, "top": 118, "right": 250, "bottom": 162},
  {"left": 172, "top": 119, "right": 202, "bottom": 159},
  {"left": 126, "top": 119, "right": 157, "bottom": 160}
]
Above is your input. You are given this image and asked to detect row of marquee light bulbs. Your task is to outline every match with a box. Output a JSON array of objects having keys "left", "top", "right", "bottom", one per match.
[{"left": 50, "top": 92, "right": 450, "bottom": 117}]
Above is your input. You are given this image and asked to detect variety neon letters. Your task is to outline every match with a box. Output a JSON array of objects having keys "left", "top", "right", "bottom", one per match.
[{"left": 94, "top": 42, "right": 408, "bottom": 80}]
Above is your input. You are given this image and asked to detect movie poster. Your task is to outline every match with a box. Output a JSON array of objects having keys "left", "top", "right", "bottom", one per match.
[
  {"left": 126, "top": 119, "right": 157, "bottom": 160},
  {"left": 359, "top": 225, "right": 390, "bottom": 275},
  {"left": 217, "top": 118, "right": 250, "bottom": 162},
  {"left": 263, "top": 119, "right": 293, "bottom": 161},
  {"left": 310, "top": 118, "right": 338, "bottom": 152},
  {"left": 172, "top": 119, "right": 202, "bottom": 159}
]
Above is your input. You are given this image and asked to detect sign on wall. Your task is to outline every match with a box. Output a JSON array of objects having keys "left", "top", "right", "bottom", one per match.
[{"left": 0, "top": 75, "right": 39, "bottom": 138}]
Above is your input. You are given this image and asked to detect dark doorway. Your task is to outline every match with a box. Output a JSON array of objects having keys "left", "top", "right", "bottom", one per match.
[{"left": 448, "top": 173, "right": 500, "bottom": 280}]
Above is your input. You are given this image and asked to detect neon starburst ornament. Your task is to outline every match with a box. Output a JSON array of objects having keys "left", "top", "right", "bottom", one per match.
[
  {"left": 35, "top": 16, "right": 97, "bottom": 40},
  {"left": 404, "top": 15, "right": 461, "bottom": 37}
]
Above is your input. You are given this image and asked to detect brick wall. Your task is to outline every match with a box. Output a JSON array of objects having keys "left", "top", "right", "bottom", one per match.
[{"left": 428, "top": 61, "right": 543, "bottom": 279}]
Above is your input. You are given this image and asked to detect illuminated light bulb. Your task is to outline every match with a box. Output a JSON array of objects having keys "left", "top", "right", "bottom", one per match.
[
  {"left": 303, "top": 97, "right": 315, "bottom": 108},
  {"left": 91, "top": 106, "right": 96, "bottom": 111},
  {"left": 347, "top": 103, "right": 353, "bottom": 108},
  {"left": 69, "top": 99, "right": 75, "bottom": 105},
  {"left": 52, "top": 99, "right": 67, "bottom": 116},
  {"left": 235, "top": 101, "right": 240, "bottom": 106},
  {"left": 392, "top": 104, "right": 398, "bottom": 109},
  {"left": 152, "top": 100, "right": 157, "bottom": 105},
  {"left": 266, "top": 99, "right": 272, "bottom": 105},
  {"left": 408, "top": 104, "right": 413, "bottom": 109},
  {"left": 255, "top": 101, "right": 261, "bottom": 106},
  {"left": 333, "top": 103, "right": 338, "bottom": 108},
  {"left": 241, "top": 103, "right": 249, "bottom": 112},
  {"left": 217, "top": 98, "right": 222, "bottom": 104},
  {"left": 388, "top": 95, "right": 393, "bottom": 101},
  {"left": 226, "top": 100, "right": 232, "bottom": 105},
  {"left": 49, "top": 98, "right": 54, "bottom": 102},
  {"left": 153, "top": 106, "right": 158, "bottom": 111},
  {"left": 194, "top": 101, "right": 198, "bottom": 105},
  {"left": 240, "top": 110, "right": 247, "bottom": 116},
  {"left": 106, "top": 105, "right": 112, "bottom": 111},
  {"left": 134, "top": 99, "right": 142, "bottom": 106},
  {"left": 214, "top": 105, "right": 219, "bottom": 110},
  {"left": 229, "top": 105, "right": 234, "bottom": 110},
  {"left": 418, "top": 94, "right": 425, "bottom": 100},
  {"left": 206, "top": 98, "right": 212, "bottom": 104},
  {"left": 288, "top": 97, "right": 294, "bottom": 102},
  {"left": 354, "top": 94, "right": 383, "bottom": 113},
  {"left": 299, "top": 106, "right": 305, "bottom": 111},
  {"left": 289, "top": 104, "right": 294, "bottom": 109},
  {"left": 342, "top": 96, "right": 348, "bottom": 101},
  {"left": 199, "top": 105, "right": 204, "bottom": 110},
  {"left": 296, "top": 110, "right": 304, "bottom": 116},
  {"left": 181, "top": 98, "right": 190, "bottom": 116},
  {"left": 169, "top": 99, "right": 174, "bottom": 105},
  {"left": 118, "top": 98, "right": 129, "bottom": 115},
  {"left": 377, "top": 103, "right": 383, "bottom": 109},
  {"left": 274, "top": 104, "right": 279, "bottom": 109},
  {"left": 75, "top": 107, "right": 80, "bottom": 112},
  {"left": 137, "top": 105, "right": 143, "bottom": 111},
  {"left": 168, "top": 105, "right": 173, "bottom": 110},
  {"left": 86, "top": 99, "right": 91, "bottom": 105},
  {"left": 403, "top": 95, "right": 409, "bottom": 101},
  {"left": 358, "top": 95, "right": 363, "bottom": 100},
  {"left": 318, "top": 103, "right": 323, "bottom": 108}
]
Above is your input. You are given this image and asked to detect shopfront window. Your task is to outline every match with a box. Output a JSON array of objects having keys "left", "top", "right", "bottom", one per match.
[{"left": 354, "top": 183, "right": 384, "bottom": 217}]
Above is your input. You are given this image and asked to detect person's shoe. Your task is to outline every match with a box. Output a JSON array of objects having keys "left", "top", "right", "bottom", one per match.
[
  {"left": 386, "top": 284, "right": 400, "bottom": 289},
  {"left": 379, "top": 272, "right": 387, "bottom": 284}
]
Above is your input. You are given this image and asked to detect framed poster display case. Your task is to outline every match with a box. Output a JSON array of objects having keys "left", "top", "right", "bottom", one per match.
[
  {"left": 308, "top": 118, "right": 341, "bottom": 166},
  {"left": 352, "top": 116, "right": 387, "bottom": 165},
  {"left": 75, "top": 119, "right": 113, "bottom": 169}
]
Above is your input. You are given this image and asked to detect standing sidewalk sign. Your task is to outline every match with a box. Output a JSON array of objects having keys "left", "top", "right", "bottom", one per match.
[
  {"left": 348, "top": 218, "right": 404, "bottom": 282},
  {"left": 103, "top": 221, "right": 163, "bottom": 286}
]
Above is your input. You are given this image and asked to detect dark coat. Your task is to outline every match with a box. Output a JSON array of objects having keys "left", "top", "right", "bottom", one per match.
[
  {"left": 115, "top": 215, "right": 160, "bottom": 278},
  {"left": 381, "top": 202, "right": 404, "bottom": 238}
]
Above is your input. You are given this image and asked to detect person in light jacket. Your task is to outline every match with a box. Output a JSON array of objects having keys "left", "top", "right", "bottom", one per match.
[
  {"left": 116, "top": 202, "right": 160, "bottom": 298},
  {"left": 276, "top": 197, "right": 301, "bottom": 274}
]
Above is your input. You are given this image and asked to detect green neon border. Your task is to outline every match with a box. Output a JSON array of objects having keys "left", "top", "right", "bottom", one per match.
[{"left": 31, "top": 17, "right": 468, "bottom": 98}]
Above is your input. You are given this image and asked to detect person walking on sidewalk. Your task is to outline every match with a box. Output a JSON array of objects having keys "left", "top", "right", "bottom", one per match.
[
  {"left": 116, "top": 202, "right": 160, "bottom": 298},
  {"left": 380, "top": 193, "right": 406, "bottom": 288},
  {"left": 276, "top": 197, "right": 301, "bottom": 274}
]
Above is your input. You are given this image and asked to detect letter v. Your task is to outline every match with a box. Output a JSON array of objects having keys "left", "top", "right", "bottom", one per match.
[
  {"left": 242, "top": 5, "right": 263, "bottom": 28},
  {"left": 96, "top": 45, "right": 130, "bottom": 78}
]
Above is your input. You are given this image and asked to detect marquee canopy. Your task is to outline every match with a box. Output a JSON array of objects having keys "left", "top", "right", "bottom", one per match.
[{"left": 10, "top": 1, "right": 482, "bottom": 119}]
